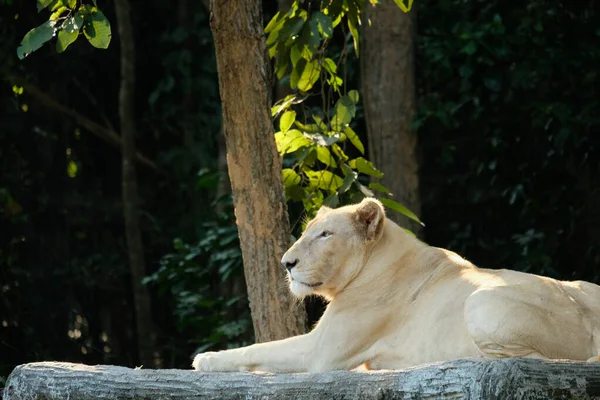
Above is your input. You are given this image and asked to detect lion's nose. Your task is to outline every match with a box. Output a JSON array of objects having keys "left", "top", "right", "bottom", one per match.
[{"left": 282, "top": 258, "right": 299, "bottom": 271}]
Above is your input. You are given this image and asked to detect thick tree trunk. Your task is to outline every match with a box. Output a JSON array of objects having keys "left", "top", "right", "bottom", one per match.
[
  {"left": 5, "top": 359, "right": 600, "bottom": 399},
  {"left": 209, "top": 0, "right": 306, "bottom": 342},
  {"left": 362, "top": 3, "right": 421, "bottom": 235},
  {"left": 114, "top": 0, "right": 157, "bottom": 367}
]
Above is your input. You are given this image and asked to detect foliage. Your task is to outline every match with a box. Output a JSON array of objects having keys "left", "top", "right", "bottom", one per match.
[
  {"left": 17, "top": 0, "right": 111, "bottom": 59},
  {"left": 265, "top": 0, "right": 421, "bottom": 223},
  {"left": 144, "top": 194, "right": 252, "bottom": 353},
  {"left": 417, "top": 0, "right": 600, "bottom": 281}
]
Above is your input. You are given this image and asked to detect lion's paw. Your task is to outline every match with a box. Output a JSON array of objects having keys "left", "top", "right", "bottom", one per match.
[
  {"left": 193, "top": 351, "right": 246, "bottom": 372},
  {"left": 192, "top": 352, "right": 220, "bottom": 372}
]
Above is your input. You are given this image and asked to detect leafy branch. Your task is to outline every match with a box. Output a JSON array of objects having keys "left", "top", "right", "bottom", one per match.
[
  {"left": 266, "top": 0, "right": 422, "bottom": 225},
  {"left": 17, "top": 0, "right": 111, "bottom": 59}
]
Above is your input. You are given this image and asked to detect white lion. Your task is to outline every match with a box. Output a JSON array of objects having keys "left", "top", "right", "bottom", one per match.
[{"left": 193, "top": 198, "right": 600, "bottom": 373}]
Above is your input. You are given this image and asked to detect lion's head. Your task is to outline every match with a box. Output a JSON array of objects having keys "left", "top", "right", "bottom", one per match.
[{"left": 281, "top": 197, "right": 386, "bottom": 299}]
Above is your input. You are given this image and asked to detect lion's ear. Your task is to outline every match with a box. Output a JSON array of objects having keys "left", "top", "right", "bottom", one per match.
[
  {"left": 355, "top": 198, "right": 385, "bottom": 241},
  {"left": 316, "top": 205, "right": 332, "bottom": 217}
]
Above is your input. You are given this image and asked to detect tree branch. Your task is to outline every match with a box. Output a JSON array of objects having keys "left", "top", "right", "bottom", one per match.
[
  {"left": 4, "top": 359, "right": 600, "bottom": 399},
  {"left": 5, "top": 74, "right": 161, "bottom": 173}
]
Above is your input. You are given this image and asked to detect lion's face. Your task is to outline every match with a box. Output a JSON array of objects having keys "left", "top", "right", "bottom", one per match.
[{"left": 281, "top": 198, "right": 386, "bottom": 299}]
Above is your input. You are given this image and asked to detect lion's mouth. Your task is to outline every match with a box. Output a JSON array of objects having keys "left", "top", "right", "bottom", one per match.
[
  {"left": 291, "top": 278, "right": 323, "bottom": 288},
  {"left": 303, "top": 281, "right": 323, "bottom": 288}
]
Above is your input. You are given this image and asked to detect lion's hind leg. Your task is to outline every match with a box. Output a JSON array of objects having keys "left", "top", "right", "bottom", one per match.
[{"left": 464, "top": 285, "right": 595, "bottom": 361}]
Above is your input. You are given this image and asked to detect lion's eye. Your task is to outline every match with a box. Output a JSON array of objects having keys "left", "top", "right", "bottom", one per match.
[{"left": 319, "top": 231, "right": 333, "bottom": 238}]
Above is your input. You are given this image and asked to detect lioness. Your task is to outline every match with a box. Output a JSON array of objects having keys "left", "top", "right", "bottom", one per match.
[{"left": 193, "top": 198, "right": 600, "bottom": 372}]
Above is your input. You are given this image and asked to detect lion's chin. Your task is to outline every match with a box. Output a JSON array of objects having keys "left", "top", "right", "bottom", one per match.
[{"left": 289, "top": 280, "right": 318, "bottom": 298}]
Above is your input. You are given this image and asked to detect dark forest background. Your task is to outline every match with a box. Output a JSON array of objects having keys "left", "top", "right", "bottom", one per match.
[{"left": 1, "top": 0, "right": 599, "bottom": 382}]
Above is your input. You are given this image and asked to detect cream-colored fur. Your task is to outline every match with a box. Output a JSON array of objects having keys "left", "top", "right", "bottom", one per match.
[{"left": 193, "top": 198, "right": 600, "bottom": 372}]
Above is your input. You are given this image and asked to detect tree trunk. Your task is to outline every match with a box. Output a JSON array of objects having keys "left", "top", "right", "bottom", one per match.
[
  {"left": 6, "top": 359, "right": 600, "bottom": 399},
  {"left": 209, "top": 0, "right": 306, "bottom": 342},
  {"left": 114, "top": 0, "right": 157, "bottom": 367},
  {"left": 362, "top": 3, "right": 421, "bottom": 235}
]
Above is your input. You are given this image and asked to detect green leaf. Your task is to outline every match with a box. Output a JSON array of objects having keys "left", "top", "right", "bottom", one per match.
[
  {"left": 265, "top": 11, "right": 283, "bottom": 33},
  {"left": 275, "top": 56, "right": 290, "bottom": 79},
  {"left": 17, "top": 20, "right": 56, "bottom": 59},
  {"left": 66, "top": 160, "right": 78, "bottom": 178},
  {"left": 302, "top": 189, "right": 324, "bottom": 218},
  {"left": 356, "top": 182, "right": 374, "bottom": 197},
  {"left": 56, "top": 29, "right": 78, "bottom": 53},
  {"left": 296, "top": 59, "right": 321, "bottom": 92},
  {"left": 325, "top": 0, "right": 344, "bottom": 28},
  {"left": 290, "top": 44, "right": 302, "bottom": 67},
  {"left": 271, "top": 94, "right": 297, "bottom": 117},
  {"left": 63, "top": 13, "right": 84, "bottom": 33},
  {"left": 331, "top": 96, "right": 356, "bottom": 131},
  {"left": 349, "top": 157, "right": 383, "bottom": 178},
  {"left": 346, "top": 4, "right": 360, "bottom": 56},
  {"left": 380, "top": 198, "right": 424, "bottom": 225},
  {"left": 282, "top": 168, "right": 301, "bottom": 187},
  {"left": 280, "top": 110, "right": 296, "bottom": 133},
  {"left": 267, "top": 11, "right": 305, "bottom": 46},
  {"left": 37, "top": 0, "right": 54, "bottom": 12},
  {"left": 278, "top": 15, "right": 306, "bottom": 43},
  {"left": 312, "top": 11, "right": 333, "bottom": 38},
  {"left": 297, "top": 147, "right": 317, "bottom": 167},
  {"left": 369, "top": 182, "right": 391, "bottom": 195},
  {"left": 285, "top": 185, "right": 306, "bottom": 202},
  {"left": 323, "top": 57, "right": 337, "bottom": 75},
  {"left": 327, "top": 75, "right": 343, "bottom": 92},
  {"left": 304, "top": 132, "right": 341, "bottom": 146},
  {"left": 339, "top": 164, "right": 357, "bottom": 193},
  {"left": 303, "top": 17, "right": 322, "bottom": 52},
  {"left": 312, "top": 114, "right": 327, "bottom": 131},
  {"left": 268, "top": 42, "right": 277, "bottom": 58},
  {"left": 343, "top": 126, "right": 364, "bottom": 154},
  {"left": 332, "top": 143, "right": 349, "bottom": 161},
  {"left": 403, "top": 228, "right": 416, "bottom": 237},
  {"left": 294, "top": 120, "right": 321, "bottom": 133},
  {"left": 323, "top": 193, "right": 339, "bottom": 207},
  {"left": 305, "top": 170, "right": 343, "bottom": 191},
  {"left": 83, "top": 9, "right": 111, "bottom": 49},
  {"left": 66, "top": 0, "right": 76, "bottom": 8},
  {"left": 275, "top": 129, "right": 312, "bottom": 154},
  {"left": 290, "top": 58, "right": 303, "bottom": 89},
  {"left": 50, "top": 0, "right": 63, "bottom": 11},
  {"left": 348, "top": 89, "right": 360, "bottom": 104},
  {"left": 266, "top": 29, "right": 282, "bottom": 46},
  {"left": 392, "top": 0, "right": 411, "bottom": 12},
  {"left": 316, "top": 146, "right": 337, "bottom": 167},
  {"left": 275, "top": 42, "right": 290, "bottom": 79},
  {"left": 50, "top": 6, "right": 68, "bottom": 20},
  {"left": 323, "top": 57, "right": 341, "bottom": 91}
]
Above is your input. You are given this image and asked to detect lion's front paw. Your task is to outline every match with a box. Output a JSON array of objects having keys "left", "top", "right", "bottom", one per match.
[
  {"left": 192, "top": 351, "right": 246, "bottom": 372},
  {"left": 192, "top": 352, "right": 220, "bottom": 372}
]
